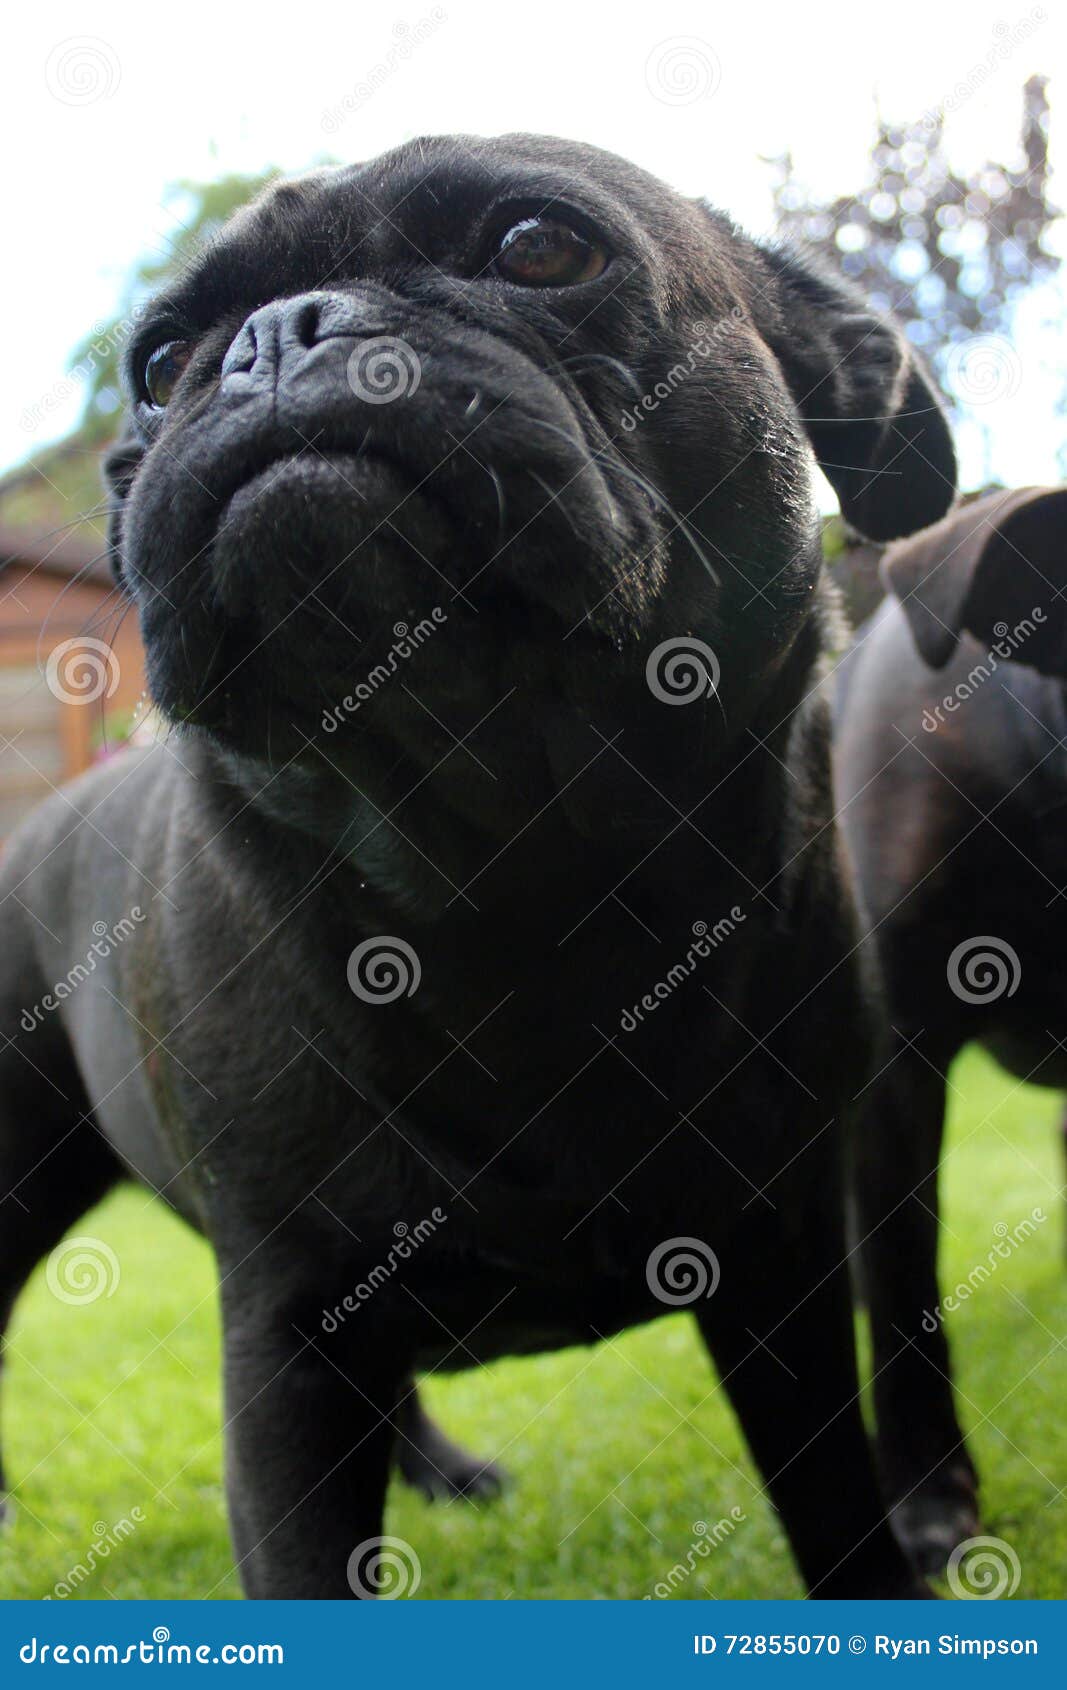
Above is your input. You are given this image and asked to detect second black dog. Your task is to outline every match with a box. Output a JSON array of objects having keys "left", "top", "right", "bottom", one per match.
[{"left": 836, "top": 486, "right": 1067, "bottom": 1572}]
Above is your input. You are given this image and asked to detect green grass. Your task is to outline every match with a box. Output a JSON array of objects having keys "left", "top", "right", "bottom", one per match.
[{"left": 1, "top": 1046, "right": 1064, "bottom": 1600}]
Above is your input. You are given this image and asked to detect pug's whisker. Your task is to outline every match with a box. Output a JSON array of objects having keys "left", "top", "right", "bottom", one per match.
[
  {"left": 553, "top": 352, "right": 644, "bottom": 398},
  {"left": 21, "top": 502, "right": 112, "bottom": 544},
  {"left": 34, "top": 547, "right": 117, "bottom": 674},
  {"left": 448, "top": 432, "right": 508, "bottom": 543},
  {"left": 482, "top": 458, "right": 508, "bottom": 545},
  {"left": 605, "top": 453, "right": 722, "bottom": 589},
  {"left": 526, "top": 469, "right": 583, "bottom": 544},
  {"left": 62, "top": 583, "right": 127, "bottom": 645},
  {"left": 523, "top": 411, "right": 722, "bottom": 590}
]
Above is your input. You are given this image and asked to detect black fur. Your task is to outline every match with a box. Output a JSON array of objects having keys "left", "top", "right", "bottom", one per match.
[
  {"left": 1, "top": 133, "right": 955, "bottom": 1597},
  {"left": 835, "top": 487, "right": 1067, "bottom": 1574}
]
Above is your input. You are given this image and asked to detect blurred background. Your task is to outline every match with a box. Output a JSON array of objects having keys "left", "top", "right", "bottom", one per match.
[{"left": 1, "top": 2, "right": 1065, "bottom": 1600}]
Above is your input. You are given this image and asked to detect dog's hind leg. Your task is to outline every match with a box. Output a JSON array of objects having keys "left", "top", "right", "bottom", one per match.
[
  {"left": 854, "top": 1041, "right": 979, "bottom": 1574},
  {"left": 394, "top": 1382, "right": 505, "bottom": 1501},
  {"left": 0, "top": 1030, "right": 122, "bottom": 1523}
]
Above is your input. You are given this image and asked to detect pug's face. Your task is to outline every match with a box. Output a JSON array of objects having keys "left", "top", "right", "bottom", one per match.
[{"left": 109, "top": 133, "right": 954, "bottom": 838}]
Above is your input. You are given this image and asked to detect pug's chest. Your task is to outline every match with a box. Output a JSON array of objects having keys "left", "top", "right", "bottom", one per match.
[{"left": 311, "top": 995, "right": 822, "bottom": 1283}]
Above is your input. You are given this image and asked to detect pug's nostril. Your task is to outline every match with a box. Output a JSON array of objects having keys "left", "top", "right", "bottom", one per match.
[
  {"left": 240, "top": 321, "right": 259, "bottom": 371},
  {"left": 221, "top": 315, "right": 264, "bottom": 380},
  {"left": 292, "top": 298, "right": 323, "bottom": 349},
  {"left": 223, "top": 294, "right": 404, "bottom": 391}
]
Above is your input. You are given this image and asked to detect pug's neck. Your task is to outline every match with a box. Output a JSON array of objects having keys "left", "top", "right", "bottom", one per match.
[{"left": 183, "top": 609, "right": 827, "bottom": 941}]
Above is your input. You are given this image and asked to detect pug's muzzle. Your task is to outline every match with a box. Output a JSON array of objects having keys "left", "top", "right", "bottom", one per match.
[{"left": 123, "top": 285, "right": 650, "bottom": 735}]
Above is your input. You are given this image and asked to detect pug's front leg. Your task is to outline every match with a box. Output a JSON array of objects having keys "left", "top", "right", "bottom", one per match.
[
  {"left": 694, "top": 1190, "right": 930, "bottom": 1599},
  {"left": 220, "top": 1269, "right": 407, "bottom": 1599}
]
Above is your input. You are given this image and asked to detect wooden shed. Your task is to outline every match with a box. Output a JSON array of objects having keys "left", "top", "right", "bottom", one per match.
[{"left": 0, "top": 524, "right": 146, "bottom": 836}]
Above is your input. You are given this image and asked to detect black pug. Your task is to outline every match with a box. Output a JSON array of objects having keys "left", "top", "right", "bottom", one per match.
[{"left": 0, "top": 133, "right": 955, "bottom": 1599}]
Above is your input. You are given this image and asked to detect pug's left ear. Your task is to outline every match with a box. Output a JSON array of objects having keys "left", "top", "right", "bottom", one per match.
[
  {"left": 757, "top": 246, "right": 957, "bottom": 542},
  {"left": 103, "top": 424, "right": 145, "bottom": 588}
]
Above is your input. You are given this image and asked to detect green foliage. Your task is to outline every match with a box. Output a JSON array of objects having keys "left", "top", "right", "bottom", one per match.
[
  {"left": 0, "top": 169, "right": 299, "bottom": 543},
  {"left": 69, "top": 170, "right": 282, "bottom": 433}
]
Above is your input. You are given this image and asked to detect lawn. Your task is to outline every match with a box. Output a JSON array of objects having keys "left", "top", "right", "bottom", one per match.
[{"left": 1, "top": 1047, "right": 1064, "bottom": 1601}]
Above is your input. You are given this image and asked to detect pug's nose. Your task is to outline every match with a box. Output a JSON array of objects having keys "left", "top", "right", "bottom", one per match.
[{"left": 220, "top": 291, "right": 392, "bottom": 415}]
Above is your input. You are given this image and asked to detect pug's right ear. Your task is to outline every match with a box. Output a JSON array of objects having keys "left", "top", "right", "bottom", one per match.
[
  {"left": 882, "top": 486, "right": 1067, "bottom": 672},
  {"left": 103, "top": 424, "right": 145, "bottom": 588}
]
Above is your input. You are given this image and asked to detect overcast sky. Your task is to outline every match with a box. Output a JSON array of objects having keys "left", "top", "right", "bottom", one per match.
[{"left": 1, "top": 0, "right": 1062, "bottom": 489}]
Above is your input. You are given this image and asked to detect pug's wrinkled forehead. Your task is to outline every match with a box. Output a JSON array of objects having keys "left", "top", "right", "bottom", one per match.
[{"left": 128, "top": 131, "right": 745, "bottom": 382}]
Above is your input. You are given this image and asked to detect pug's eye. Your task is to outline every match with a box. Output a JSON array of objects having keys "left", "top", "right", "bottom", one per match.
[
  {"left": 493, "top": 218, "right": 608, "bottom": 287},
  {"left": 142, "top": 340, "right": 193, "bottom": 408}
]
